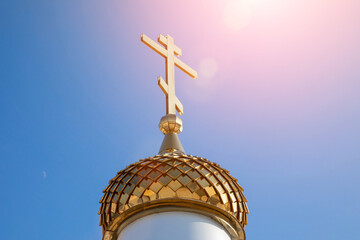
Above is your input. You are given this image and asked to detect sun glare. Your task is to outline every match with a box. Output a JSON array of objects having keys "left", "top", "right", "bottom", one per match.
[{"left": 223, "top": 0, "right": 253, "bottom": 30}]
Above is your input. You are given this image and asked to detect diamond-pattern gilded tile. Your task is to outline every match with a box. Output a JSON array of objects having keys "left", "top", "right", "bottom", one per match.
[
  {"left": 130, "top": 176, "right": 142, "bottom": 186},
  {"left": 196, "top": 177, "right": 210, "bottom": 188},
  {"left": 190, "top": 161, "right": 200, "bottom": 168},
  {"left": 208, "top": 166, "right": 217, "bottom": 173},
  {"left": 199, "top": 167, "right": 210, "bottom": 176},
  {"left": 209, "top": 195, "right": 220, "bottom": 205},
  {"left": 168, "top": 180, "right": 181, "bottom": 191},
  {"left": 220, "top": 193, "right": 228, "bottom": 204},
  {"left": 176, "top": 187, "right": 192, "bottom": 198},
  {"left": 232, "top": 202, "right": 238, "bottom": 212},
  {"left": 177, "top": 175, "right": 191, "bottom": 185},
  {"left": 167, "top": 168, "right": 181, "bottom": 179},
  {"left": 128, "top": 195, "right": 140, "bottom": 206},
  {"left": 177, "top": 164, "right": 191, "bottom": 173},
  {"left": 239, "top": 203, "right": 244, "bottom": 212},
  {"left": 116, "top": 183, "right": 125, "bottom": 192},
  {"left": 187, "top": 181, "right": 200, "bottom": 192},
  {"left": 112, "top": 193, "right": 119, "bottom": 203},
  {"left": 122, "top": 174, "right": 133, "bottom": 183},
  {"left": 158, "top": 175, "right": 172, "bottom": 185},
  {"left": 214, "top": 183, "right": 225, "bottom": 194},
  {"left": 156, "top": 164, "right": 172, "bottom": 173},
  {"left": 148, "top": 169, "right": 162, "bottom": 180},
  {"left": 158, "top": 187, "right": 176, "bottom": 198},
  {"left": 138, "top": 168, "right": 151, "bottom": 177},
  {"left": 229, "top": 192, "right": 236, "bottom": 203},
  {"left": 192, "top": 191, "right": 201, "bottom": 200},
  {"left": 217, "top": 174, "right": 225, "bottom": 183},
  {"left": 106, "top": 192, "right": 113, "bottom": 203},
  {"left": 110, "top": 183, "right": 117, "bottom": 192},
  {"left": 111, "top": 203, "right": 117, "bottom": 213},
  {"left": 132, "top": 186, "right": 145, "bottom": 197},
  {"left": 168, "top": 160, "right": 181, "bottom": 166},
  {"left": 224, "top": 202, "right": 231, "bottom": 211},
  {"left": 143, "top": 189, "right": 156, "bottom": 201},
  {"left": 235, "top": 191, "right": 241, "bottom": 200},
  {"left": 149, "top": 182, "right": 162, "bottom": 193},
  {"left": 119, "top": 193, "right": 128, "bottom": 205},
  {"left": 208, "top": 174, "right": 218, "bottom": 185},
  {"left": 147, "top": 162, "right": 160, "bottom": 168},
  {"left": 187, "top": 170, "right": 200, "bottom": 180},
  {"left": 139, "top": 178, "right": 152, "bottom": 189},
  {"left": 195, "top": 188, "right": 207, "bottom": 199},
  {"left": 142, "top": 195, "right": 150, "bottom": 203},
  {"left": 123, "top": 184, "right": 133, "bottom": 195},
  {"left": 229, "top": 181, "right": 237, "bottom": 190},
  {"left": 223, "top": 182, "right": 232, "bottom": 192},
  {"left": 205, "top": 186, "right": 216, "bottom": 196}
]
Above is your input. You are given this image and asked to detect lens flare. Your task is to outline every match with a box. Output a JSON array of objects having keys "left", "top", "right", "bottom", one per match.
[{"left": 199, "top": 58, "right": 218, "bottom": 79}]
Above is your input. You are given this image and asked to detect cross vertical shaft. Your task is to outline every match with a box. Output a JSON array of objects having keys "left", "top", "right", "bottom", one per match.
[{"left": 166, "top": 35, "right": 176, "bottom": 115}]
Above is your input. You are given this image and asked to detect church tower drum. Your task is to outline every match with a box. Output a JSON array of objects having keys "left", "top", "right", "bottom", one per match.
[{"left": 99, "top": 34, "right": 249, "bottom": 240}]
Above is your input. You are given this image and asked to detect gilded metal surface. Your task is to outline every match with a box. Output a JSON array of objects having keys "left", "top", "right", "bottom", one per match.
[
  {"left": 99, "top": 153, "right": 249, "bottom": 233},
  {"left": 141, "top": 34, "right": 197, "bottom": 116},
  {"left": 159, "top": 114, "right": 183, "bottom": 134}
]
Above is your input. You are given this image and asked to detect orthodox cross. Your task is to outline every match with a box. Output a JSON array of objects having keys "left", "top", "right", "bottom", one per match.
[{"left": 141, "top": 34, "right": 198, "bottom": 115}]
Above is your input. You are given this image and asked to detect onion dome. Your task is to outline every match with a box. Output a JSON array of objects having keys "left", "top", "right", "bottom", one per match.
[
  {"left": 99, "top": 152, "right": 249, "bottom": 234},
  {"left": 99, "top": 34, "right": 249, "bottom": 240}
]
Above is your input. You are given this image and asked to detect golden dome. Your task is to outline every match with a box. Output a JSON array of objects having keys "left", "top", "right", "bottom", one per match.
[{"left": 99, "top": 152, "right": 249, "bottom": 232}]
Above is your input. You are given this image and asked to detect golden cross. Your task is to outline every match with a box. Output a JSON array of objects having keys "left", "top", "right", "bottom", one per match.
[{"left": 141, "top": 34, "right": 198, "bottom": 115}]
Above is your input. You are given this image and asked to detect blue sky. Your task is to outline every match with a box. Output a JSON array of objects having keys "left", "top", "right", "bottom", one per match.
[{"left": 1, "top": 0, "right": 360, "bottom": 239}]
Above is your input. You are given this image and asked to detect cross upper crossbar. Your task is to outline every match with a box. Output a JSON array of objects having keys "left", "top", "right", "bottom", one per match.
[{"left": 141, "top": 33, "right": 197, "bottom": 115}]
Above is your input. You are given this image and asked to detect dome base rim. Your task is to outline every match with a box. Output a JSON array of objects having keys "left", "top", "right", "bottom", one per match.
[{"left": 102, "top": 198, "right": 245, "bottom": 240}]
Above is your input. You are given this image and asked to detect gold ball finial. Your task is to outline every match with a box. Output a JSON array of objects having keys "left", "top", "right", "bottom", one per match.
[{"left": 159, "top": 114, "right": 183, "bottom": 134}]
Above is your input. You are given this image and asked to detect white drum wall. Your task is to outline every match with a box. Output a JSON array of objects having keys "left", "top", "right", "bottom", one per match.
[{"left": 117, "top": 212, "right": 231, "bottom": 240}]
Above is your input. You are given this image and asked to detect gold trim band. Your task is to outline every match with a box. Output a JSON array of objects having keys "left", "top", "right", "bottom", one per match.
[{"left": 103, "top": 199, "right": 245, "bottom": 240}]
